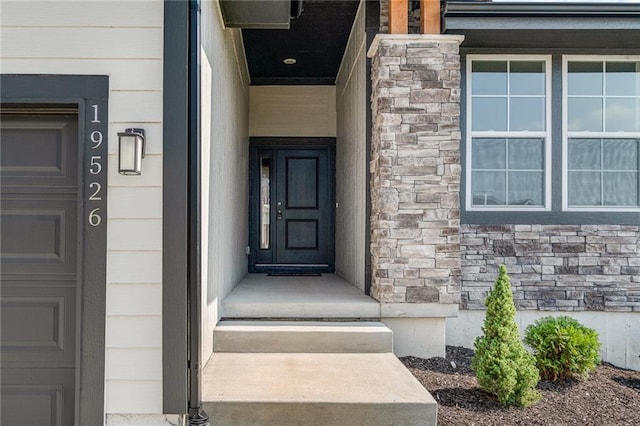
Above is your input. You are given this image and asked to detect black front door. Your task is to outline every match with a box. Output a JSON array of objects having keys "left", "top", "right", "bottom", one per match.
[{"left": 250, "top": 139, "right": 335, "bottom": 272}]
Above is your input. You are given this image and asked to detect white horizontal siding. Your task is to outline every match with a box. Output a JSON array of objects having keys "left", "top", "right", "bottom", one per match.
[
  {"left": 108, "top": 188, "right": 162, "bottom": 218},
  {"left": 1, "top": 1, "right": 165, "bottom": 416},
  {"left": 105, "top": 381, "right": 162, "bottom": 414},
  {"left": 109, "top": 91, "right": 163, "bottom": 123},
  {"left": 0, "top": 1, "right": 163, "bottom": 27},
  {"left": 107, "top": 284, "right": 162, "bottom": 316},
  {"left": 249, "top": 86, "right": 337, "bottom": 137},
  {"left": 106, "top": 348, "right": 162, "bottom": 380},
  {"left": 106, "top": 316, "right": 162, "bottom": 348},
  {"left": 1, "top": 27, "right": 162, "bottom": 59},
  {"left": 0, "top": 59, "right": 162, "bottom": 90},
  {"left": 107, "top": 252, "right": 162, "bottom": 284},
  {"left": 108, "top": 220, "right": 162, "bottom": 251}
]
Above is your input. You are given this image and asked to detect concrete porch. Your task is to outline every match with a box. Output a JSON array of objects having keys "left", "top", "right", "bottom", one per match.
[{"left": 221, "top": 273, "right": 380, "bottom": 319}]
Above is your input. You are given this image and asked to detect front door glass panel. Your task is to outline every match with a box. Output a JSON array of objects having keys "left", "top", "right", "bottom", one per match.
[{"left": 260, "top": 157, "right": 271, "bottom": 249}]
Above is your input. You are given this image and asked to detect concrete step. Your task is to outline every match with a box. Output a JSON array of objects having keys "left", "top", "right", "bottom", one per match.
[
  {"left": 202, "top": 352, "right": 437, "bottom": 426},
  {"left": 213, "top": 321, "right": 393, "bottom": 353}
]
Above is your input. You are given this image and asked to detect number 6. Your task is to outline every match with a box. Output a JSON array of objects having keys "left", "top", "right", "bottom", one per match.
[{"left": 89, "top": 208, "right": 102, "bottom": 227}]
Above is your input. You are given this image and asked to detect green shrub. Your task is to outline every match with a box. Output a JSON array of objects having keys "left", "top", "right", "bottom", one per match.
[
  {"left": 472, "top": 265, "right": 540, "bottom": 406},
  {"left": 524, "top": 316, "right": 600, "bottom": 382}
]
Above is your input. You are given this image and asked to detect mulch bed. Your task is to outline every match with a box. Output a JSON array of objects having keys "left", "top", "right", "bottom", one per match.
[{"left": 402, "top": 346, "right": 640, "bottom": 426}]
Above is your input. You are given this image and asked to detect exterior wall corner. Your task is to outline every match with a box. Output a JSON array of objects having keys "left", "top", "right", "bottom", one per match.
[{"left": 369, "top": 35, "right": 462, "bottom": 307}]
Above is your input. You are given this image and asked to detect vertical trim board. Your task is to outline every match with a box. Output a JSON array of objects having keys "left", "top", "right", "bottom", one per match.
[{"left": 162, "top": 0, "right": 189, "bottom": 414}]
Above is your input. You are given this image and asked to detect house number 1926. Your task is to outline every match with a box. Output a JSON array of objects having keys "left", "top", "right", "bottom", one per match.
[{"left": 88, "top": 104, "right": 104, "bottom": 227}]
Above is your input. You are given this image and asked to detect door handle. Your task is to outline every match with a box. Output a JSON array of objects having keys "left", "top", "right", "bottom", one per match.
[{"left": 277, "top": 201, "right": 283, "bottom": 220}]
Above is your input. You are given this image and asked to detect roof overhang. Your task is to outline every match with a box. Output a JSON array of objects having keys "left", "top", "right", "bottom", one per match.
[{"left": 443, "top": 1, "right": 640, "bottom": 49}]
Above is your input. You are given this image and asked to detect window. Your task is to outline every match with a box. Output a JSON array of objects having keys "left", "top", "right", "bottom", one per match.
[
  {"left": 466, "top": 56, "right": 551, "bottom": 210},
  {"left": 564, "top": 58, "right": 640, "bottom": 211}
]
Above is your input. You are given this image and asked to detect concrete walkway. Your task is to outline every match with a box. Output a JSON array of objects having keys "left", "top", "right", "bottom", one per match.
[{"left": 203, "top": 352, "right": 437, "bottom": 426}]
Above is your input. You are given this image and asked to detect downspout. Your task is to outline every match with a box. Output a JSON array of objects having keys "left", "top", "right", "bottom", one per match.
[{"left": 187, "top": 0, "right": 208, "bottom": 425}]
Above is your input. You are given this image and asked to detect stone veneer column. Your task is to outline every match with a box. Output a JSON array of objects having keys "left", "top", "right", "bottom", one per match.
[{"left": 367, "top": 35, "right": 464, "bottom": 306}]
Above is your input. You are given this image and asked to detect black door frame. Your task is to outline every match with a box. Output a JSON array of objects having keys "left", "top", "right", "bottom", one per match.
[
  {"left": 1, "top": 74, "right": 108, "bottom": 426},
  {"left": 249, "top": 137, "right": 336, "bottom": 274}
]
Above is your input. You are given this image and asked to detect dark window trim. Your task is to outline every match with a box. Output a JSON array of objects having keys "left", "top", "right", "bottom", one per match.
[
  {"left": 162, "top": 0, "right": 189, "bottom": 414},
  {"left": 460, "top": 51, "right": 640, "bottom": 226},
  {"left": 1, "top": 74, "right": 109, "bottom": 426}
]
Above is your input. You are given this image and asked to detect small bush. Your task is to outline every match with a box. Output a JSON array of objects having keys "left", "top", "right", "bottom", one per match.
[
  {"left": 524, "top": 316, "right": 600, "bottom": 382},
  {"left": 472, "top": 265, "right": 540, "bottom": 406}
]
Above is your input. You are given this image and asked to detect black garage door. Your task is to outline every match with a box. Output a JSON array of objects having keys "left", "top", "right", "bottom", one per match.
[{"left": 1, "top": 110, "right": 80, "bottom": 426}]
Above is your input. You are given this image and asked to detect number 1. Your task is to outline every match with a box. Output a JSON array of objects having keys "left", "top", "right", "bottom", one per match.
[{"left": 91, "top": 104, "right": 100, "bottom": 123}]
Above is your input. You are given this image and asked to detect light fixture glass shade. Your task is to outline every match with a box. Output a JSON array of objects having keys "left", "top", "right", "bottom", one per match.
[{"left": 118, "top": 129, "right": 145, "bottom": 175}]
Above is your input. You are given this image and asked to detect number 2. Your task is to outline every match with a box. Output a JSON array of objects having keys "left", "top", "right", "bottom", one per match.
[{"left": 89, "top": 182, "right": 102, "bottom": 200}]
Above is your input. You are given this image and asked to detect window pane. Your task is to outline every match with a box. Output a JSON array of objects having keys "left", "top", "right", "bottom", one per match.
[
  {"left": 606, "top": 62, "right": 639, "bottom": 97},
  {"left": 472, "top": 61, "right": 507, "bottom": 95},
  {"left": 603, "top": 139, "right": 638, "bottom": 171},
  {"left": 603, "top": 172, "right": 638, "bottom": 206},
  {"left": 472, "top": 171, "right": 506, "bottom": 206},
  {"left": 472, "top": 138, "right": 506, "bottom": 169},
  {"left": 259, "top": 157, "right": 271, "bottom": 249},
  {"left": 510, "top": 97, "right": 545, "bottom": 131},
  {"left": 605, "top": 98, "right": 639, "bottom": 132},
  {"left": 569, "top": 171, "right": 601, "bottom": 206},
  {"left": 510, "top": 61, "right": 545, "bottom": 95},
  {"left": 568, "top": 98, "right": 603, "bottom": 132},
  {"left": 508, "top": 138, "right": 544, "bottom": 170},
  {"left": 568, "top": 139, "right": 601, "bottom": 170},
  {"left": 568, "top": 62, "right": 603, "bottom": 96},
  {"left": 508, "top": 171, "right": 543, "bottom": 205},
  {"left": 472, "top": 97, "right": 507, "bottom": 131}
]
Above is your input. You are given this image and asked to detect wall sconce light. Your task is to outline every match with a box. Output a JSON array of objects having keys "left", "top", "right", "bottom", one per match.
[{"left": 118, "top": 128, "right": 145, "bottom": 175}]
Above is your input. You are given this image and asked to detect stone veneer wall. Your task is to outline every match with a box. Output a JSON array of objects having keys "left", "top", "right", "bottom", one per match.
[
  {"left": 461, "top": 224, "right": 640, "bottom": 312},
  {"left": 369, "top": 35, "right": 464, "bottom": 304}
]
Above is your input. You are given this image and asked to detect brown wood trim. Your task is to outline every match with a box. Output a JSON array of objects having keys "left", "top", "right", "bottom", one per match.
[
  {"left": 420, "top": 0, "right": 441, "bottom": 34},
  {"left": 389, "top": 0, "right": 408, "bottom": 34}
]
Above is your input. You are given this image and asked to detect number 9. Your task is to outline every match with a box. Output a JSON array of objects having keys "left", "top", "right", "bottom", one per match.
[{"left": 91, "top": 131, "right": 103, "bottom": 149}]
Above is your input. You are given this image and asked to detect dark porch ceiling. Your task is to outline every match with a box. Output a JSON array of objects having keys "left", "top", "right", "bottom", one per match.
[{"left": 242, "top": 0, "right": 361, "bottom": 85}]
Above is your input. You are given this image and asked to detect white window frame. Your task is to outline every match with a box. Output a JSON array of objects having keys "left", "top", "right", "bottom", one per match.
[
  {"left": 562, "top": 55, "right": 640, "bottom": 212},
  {"left": 466, "top": 55, "right": 552, "bottom": 212}
]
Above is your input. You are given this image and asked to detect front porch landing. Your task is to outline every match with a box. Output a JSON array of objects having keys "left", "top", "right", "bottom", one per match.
[{"left": 222, "top": 274, "right": 380, "bottom": 319}]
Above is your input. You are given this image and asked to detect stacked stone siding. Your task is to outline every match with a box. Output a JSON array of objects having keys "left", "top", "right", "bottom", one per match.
[
  {"left": 369, "top": 35, "right": 464, "bottom": 304},
  {"left": 380, "top": 0, "right": 389, "bottom": 33},
  {"left": 461, "top": 224, "right": 640, "bottom": 312}
]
